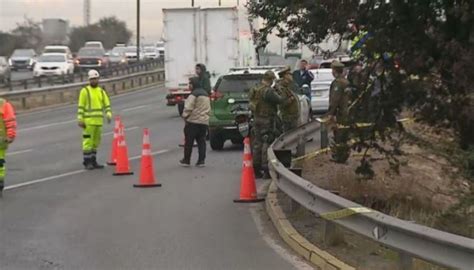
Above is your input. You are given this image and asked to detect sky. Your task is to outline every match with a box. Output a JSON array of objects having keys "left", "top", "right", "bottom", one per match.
[{"left": 0, "top": 0, "right": 245, "bottom": 43}]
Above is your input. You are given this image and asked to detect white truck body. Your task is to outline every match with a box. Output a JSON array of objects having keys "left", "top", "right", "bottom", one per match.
[{"left": 163, "top": 7, "right": 252, "bottom": 92}]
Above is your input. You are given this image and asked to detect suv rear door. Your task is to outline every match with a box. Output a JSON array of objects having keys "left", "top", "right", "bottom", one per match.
[{"left": 211, "top": 74, "right": 262, "bottom": 121}]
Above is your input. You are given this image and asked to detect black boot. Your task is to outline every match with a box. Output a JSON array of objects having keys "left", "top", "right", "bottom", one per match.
[
  {"left": 83, "top": 157, "right": 94, "bottom": 170},
  {"left": 91, "top": 155, "right": 105, "bottom": 169},
  {"left": 0, "top": 182, "right": 3, "bottom": 198}
]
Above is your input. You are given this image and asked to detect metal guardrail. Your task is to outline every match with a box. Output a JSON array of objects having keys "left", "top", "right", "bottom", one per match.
[
  {"left": 267, "top": 119, "right": 474, "bottom": 270},
  {"left": 1, "top": 59, "right": 163, "bottom": 91},
  {"left": 2, "top": 68, "right": 165, "bottom": 111}
]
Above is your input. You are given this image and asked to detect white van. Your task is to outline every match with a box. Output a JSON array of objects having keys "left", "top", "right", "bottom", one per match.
[{"left": 43, "top": 45, "right": 73, "bottom": 60}]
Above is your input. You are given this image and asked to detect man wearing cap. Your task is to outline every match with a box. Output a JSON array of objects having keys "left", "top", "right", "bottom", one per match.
[
  {"left": 77, "top": 69, "right": 112, "bottom": 170},
  {"left": 276, "top": 67, "right": 300, "bottom": 132},
  {"left": 249, "top": 70, "right": 292, "bottom": 178},
  {"left": 326, "top": 61, "right": 351, "bottom": 163}
]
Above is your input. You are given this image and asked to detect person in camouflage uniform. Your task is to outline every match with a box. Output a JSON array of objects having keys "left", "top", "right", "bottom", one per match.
[
  {"left": 326, "top": 61, "right": 351, "bottom": 163},
  {"left": 249, "top": 71, "right": 292, "bottom": 178},
  {"left": 276, "top": 67, "right": 301, "bottom": 132}
]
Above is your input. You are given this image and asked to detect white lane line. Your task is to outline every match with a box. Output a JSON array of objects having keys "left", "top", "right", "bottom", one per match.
[
  {"left": 4, "top": 149, "right": 171, "bottom": 191},
  {"left": 7, "top": 149, "right": 34, "bottom": 156},
  {"left": 121, "top": 105, "right": 149, "bottom": 113},
  {"left": 103, "top": 126, "right": 139, "bottom": 136},
  {"left": 19, "top": 119, "right": 77, "bottom": 132},
  {"left": 5, "top": 169, "right": 85, "bottom": 191}
]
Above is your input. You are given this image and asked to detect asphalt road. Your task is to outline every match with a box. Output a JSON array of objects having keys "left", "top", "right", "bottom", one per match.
[{"left": 0, "top": 86, "right": 311, "bottom": 270}]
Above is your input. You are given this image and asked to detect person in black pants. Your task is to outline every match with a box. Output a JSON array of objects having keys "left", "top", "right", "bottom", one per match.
[{"left": 179, "top": 77, "right": 211, "bottom": 167}]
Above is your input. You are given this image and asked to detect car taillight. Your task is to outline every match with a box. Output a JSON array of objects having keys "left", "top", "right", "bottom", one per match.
[
  {"left": 210, "top": 90, "right": 223, "bottom": 101},
  {"left": 98, "top": 60, "right": 102, "bottom": 66},
  {"left": 75, "top": 59, "right": 80, "bottom": 65},
  {"left": 176, "top": 96, "right": 183, "bottom": 101}
]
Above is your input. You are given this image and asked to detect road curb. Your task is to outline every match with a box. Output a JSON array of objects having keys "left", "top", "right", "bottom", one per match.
[{"left": 266, "top": 181, "right": 355, "bottom": 270}]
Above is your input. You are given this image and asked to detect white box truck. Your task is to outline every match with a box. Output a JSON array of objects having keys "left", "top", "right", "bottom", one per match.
[{"left": 164, "top": 7, "right": 252, "bottom": 115}]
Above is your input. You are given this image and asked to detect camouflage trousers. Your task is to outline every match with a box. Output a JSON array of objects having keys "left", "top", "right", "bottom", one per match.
[
  {"left": 281, "top": 116, "right": 299, "bottom": 133},
  {"left": 252, "top": 117, "right": 277, "bottom": 172},
  {"left": 331, "top": 128, "right": 350, "bottom": 163}
]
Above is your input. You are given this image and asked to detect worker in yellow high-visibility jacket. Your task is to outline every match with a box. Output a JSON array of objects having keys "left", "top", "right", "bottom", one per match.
[{"left": 77, "top": 69, "right": 112, "bottom": 170}]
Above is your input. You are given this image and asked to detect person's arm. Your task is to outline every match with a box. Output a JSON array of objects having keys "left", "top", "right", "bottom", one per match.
[
  {"left": 2, "top": 102, "right": 16, "bottom": 142},
  {"left": 77, "top": 88, "right": 87, "bottom": 127},
  {"left": 264, "top": 88, "right": 292, "bottom": 105},
  {"left": 102, "top": 89, "right": 112, "bottom": 122},
  {"left": 306, "top": 70, "right": 314, "bottom": 83},
  {"left": 182, "top": 94, "right": 196, "bottom": 119}
]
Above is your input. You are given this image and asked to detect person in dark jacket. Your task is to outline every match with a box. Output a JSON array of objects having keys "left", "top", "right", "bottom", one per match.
[
  {"left": 195, "top": 63, "right": 212, "bottom": 94},
  {"left": 179, "top": 77, "right": 211, "bottom": 167},
  {"left": 292, "top": 59, "right": 314, "bottom": 100}
]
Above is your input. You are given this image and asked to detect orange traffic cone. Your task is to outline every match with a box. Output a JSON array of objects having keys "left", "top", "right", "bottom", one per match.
[
  {"left": 234, "top": 137, "right": 265, "bottom": 203},
  {"left": 134, "top": 128, "right": 161, "bottom": 188},
  {"left": 107, "top": 116, "right": 121, "bottom": 165},
  {"left": 113, "top": 124, "right": 134, "bottom": 176}
]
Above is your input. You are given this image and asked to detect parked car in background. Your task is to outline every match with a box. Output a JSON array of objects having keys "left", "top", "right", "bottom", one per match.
[
  {"left": 84, "top": 41, "right": 104, "bottom": 49},
  {"left": 125, "top": 46, "right": 140, "bottom": 63},
  {"left": 108, "top": 46, "right": 128, "bottom": 66},
  {"left": 75, "top": 47, "right": 109, "bottom": 71},
  {"left": 309, "top": 68, "right": 333, "bottom": 113},
  {"left": 9, "top": 49, "right": 37, "bottom": 71},
  {"left": 0, "top": 57, "right": 11, "bottom": 84},
  {"left": 209, "top": 66, "right": 311, "bottom": 150},
  {"left": 43, "top": 45, "right": 73, "bottom": 60},
  {"left": 143, "top": 46, "right": 159, "bottom": 59},
  {"left": 33, "top": 53, "right": 75, "bottom": 78}
]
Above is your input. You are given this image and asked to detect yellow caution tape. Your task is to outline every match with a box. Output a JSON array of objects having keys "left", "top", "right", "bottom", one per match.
[
  {"left": 320, "top": 207, "right": 372, "bottom": 220},
  {"left": 292, "top": 148, "right": 331, "bottom": 163}
]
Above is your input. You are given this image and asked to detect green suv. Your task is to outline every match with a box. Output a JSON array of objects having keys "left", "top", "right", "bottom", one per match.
[{"left": 208, "top": 71, "right": 265, "bottom": 150}]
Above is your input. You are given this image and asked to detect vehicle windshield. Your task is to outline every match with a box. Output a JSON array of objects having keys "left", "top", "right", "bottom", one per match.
[
  {"left": 126, "top": 47, "right": 137, "bottom": 53},
  {"left": 111, "top": 47, "right": 126, "bottom": 55},
  {"left": 78, "top": 48, "right": 104, "bottom": 57},
  {"left": 145, "top": 48, "right": 156, "bottom": 53},
  {"left": 44, "top": 48, "right": 67, "bottom": 54},
  {"left": 38, "top": 55, "right": 66, "bottom": 63},
  {"left": 86, "top": 43, "right": 102, "bottom": 48},
  {"left": 216, "top": 74, "right": 263, "bottom": 92},
  {"left": 12, "top": 49, "right": 35, "bottom": 57}
]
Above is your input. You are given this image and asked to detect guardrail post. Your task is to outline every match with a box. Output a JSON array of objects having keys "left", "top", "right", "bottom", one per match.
[
  {"left": 320, "top": 122, "right": 329, "bottom": 149},
  {"left": 59, "top": 92, "right": 64, "bottom": 103},
  {"left": 398, "top": 252, "right": 413, "bottom": 270},
  {"left": 7, "top": 80, "right": 13, "bottom": 91},
  {"left": 131, "top": 79, "right": 134, "bottom": 88},
  {"left": 122, "top": 81, "right": 126, "bottom": 90},
  {"left": 21, "top": 97, "right": 27, "bottom": 109},
  {"left": 146, "top": 76, "right": 149, "bottom": 84},
  {"left": 23, "top": 80, "right": 28, "bottom": 90},
  {"left": 296, "top": 134, "right": 306, "bottom": 157},
  {"left": 112, "top": 83, "right": 117, "bottom": 95},
  {"left": 37, "top": 76, "right": 42, "bottom": 88},
  {"left": 321, "top": 220, "right": 344, "bottom": 247}
]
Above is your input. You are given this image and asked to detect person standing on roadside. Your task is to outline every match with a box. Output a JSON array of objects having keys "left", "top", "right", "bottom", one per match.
[
  {"left": 0, "top": 97, "right": 16, "bottom": 197},
  {"left": 293, "top": 59, "right": 314, "bottom": 100},
  {"left": 276, "top": 67, "right": 301, "bottom": 132},
  {"left": 77, "top": 69, "right": 112, "bottom": 170},
  {"left": 179, "top": 77, "right": 211, "bottom": 167},
  {"left": 195, "top": 63, "right": 212, "bottom": 94}
]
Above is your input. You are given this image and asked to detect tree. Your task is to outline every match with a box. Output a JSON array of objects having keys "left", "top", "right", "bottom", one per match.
[
  {"left": 69, "top": 16, "right": 132, "bottom": 51},
  {"left": 248, "top": 0, "right": 474, "bottom": 176},
  {"left": 10, "top": 17, "right": 43, "bottom": 52},
  {"left": 0, "top": 32, "right": 19, "bottom": 56}
]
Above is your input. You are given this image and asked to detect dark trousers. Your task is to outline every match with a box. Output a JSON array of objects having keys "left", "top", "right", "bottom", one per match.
[{"left": 183, "top": 122, "right": 207, "bottom": 163}]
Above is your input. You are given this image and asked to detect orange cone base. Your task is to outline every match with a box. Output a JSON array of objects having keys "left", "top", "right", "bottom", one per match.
[
  {"left": 113, "top": 172, "right": 134, "bottom": 176},
  {"left": 133, "top": 183, "right": 162, "bottom": 188},
  {"left": 233, "top": 197, "right": 265, "bottom": 203},
  {"left": 107, "top": 162, "right": 117, "bottom": 166}
]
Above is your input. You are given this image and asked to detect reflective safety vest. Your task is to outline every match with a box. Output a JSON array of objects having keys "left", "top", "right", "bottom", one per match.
[
  {"left": 77, "top": 86, "right": 112, "bottom": 126},
  {"left": 0, "top": 98, "right": 17, "bottom": 149}
]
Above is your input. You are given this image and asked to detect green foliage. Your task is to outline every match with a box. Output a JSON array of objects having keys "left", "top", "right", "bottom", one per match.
[
  {"left": 248, "top": 0, "right": 474, "bottom": 173},
  {"left": 0, "top": 17, "right": 43, "bottom": 56},
  {"left": 69, "top": 16, "right": 132, "bottom": 52}
]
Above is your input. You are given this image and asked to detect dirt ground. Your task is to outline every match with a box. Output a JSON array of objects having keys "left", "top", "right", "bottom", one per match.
[{"left": 284, "top": 122, "right": 473, "bottom": 269}]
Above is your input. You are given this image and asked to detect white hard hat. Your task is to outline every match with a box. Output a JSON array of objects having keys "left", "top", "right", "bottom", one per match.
[{"left": 88, "top": 69, "right": 100, "bottom": 80}]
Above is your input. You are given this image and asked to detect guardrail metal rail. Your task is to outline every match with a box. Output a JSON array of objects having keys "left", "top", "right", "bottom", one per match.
[{"left": 268, "top": 119, "right": 474, "bottom": 270}]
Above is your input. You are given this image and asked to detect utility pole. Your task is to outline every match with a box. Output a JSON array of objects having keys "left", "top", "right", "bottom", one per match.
[
  {"left": 84, "top": 0, "right": 90, "bottom": 25},
  {"left": 137, "top": 0, "right": 140, "bottom": 62},
  {"left": 219, "top": 0, "right": 221, "bottom": 6},
  {"left": 191, "top": 0, "right": 194, "bottom": 7}
]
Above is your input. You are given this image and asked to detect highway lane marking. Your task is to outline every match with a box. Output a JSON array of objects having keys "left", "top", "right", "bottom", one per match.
[
  {"left": 103, "top": 126, "right": 139, "bottom": 136},
  {"left": 121, "top": 105, "right": 149, "bottom": 112},
  {"left": 18, "top": 119, "right": 76, "bottom": 132},
  {"left": 4, "top": 149, "right": 170, "bottom": 191},
  {"left": 7, "top": 149, "right": 34, "bottom": 156}
]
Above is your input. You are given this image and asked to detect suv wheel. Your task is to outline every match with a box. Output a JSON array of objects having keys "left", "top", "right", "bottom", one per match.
[
  {"left": 210, "top": 132, "right": 225, "bottom": 150},
  {"left": 231, "top": 138, "right": 244, "bottom": 145}
]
